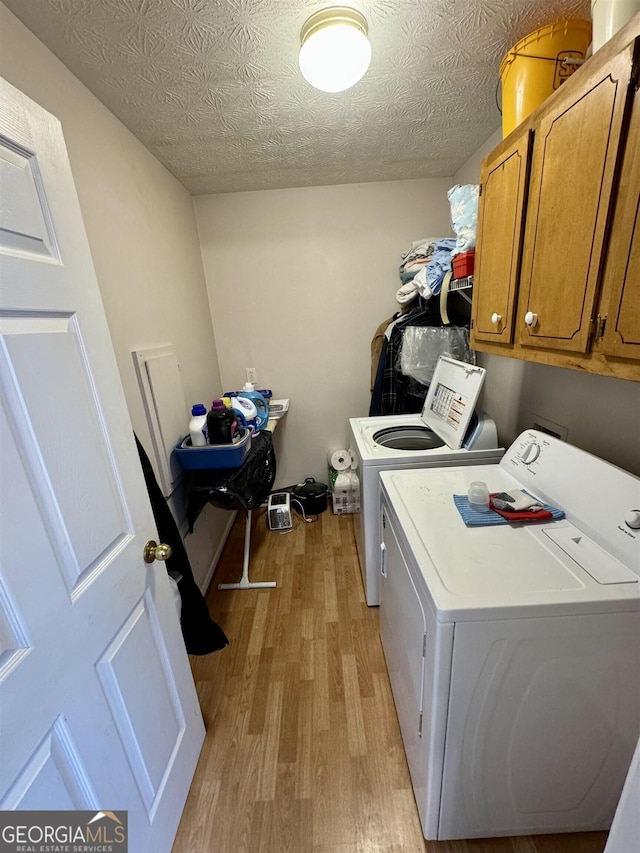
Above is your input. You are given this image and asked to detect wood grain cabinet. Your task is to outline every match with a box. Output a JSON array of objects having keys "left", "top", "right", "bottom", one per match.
[
  {"left": 471, "top": 130, "right": 532, "bottom": 345},
  {"left": 597, "top": 73, "right": 640, "bottom": 362},
  {"left": 471, "top": 23, "right": 640, "bottom": 381}
]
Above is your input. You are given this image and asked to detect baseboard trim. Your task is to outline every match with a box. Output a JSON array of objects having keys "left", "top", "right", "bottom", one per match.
[{"left": 200, "top": 510, "right": 237, "bottom": 595}]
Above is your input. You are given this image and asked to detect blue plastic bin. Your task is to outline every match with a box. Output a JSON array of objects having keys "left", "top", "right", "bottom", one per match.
[{"left": 174, "top": 428, "right": 252, "bottom": 470}]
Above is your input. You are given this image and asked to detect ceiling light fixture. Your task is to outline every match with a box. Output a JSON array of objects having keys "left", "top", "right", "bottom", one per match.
[{"left": 299, "top": 7, "right": 371, "bottom": 93}]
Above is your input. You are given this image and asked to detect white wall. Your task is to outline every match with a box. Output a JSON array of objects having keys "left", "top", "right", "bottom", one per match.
[
  {"left": 453, "top": 132, "right": 640, "bottom": 476},
  {"left": 0, "top": 4, "right": 231, "bottom": 589},
  {"left": 195, "top": 179, "right": 453, "bottom": 486}
]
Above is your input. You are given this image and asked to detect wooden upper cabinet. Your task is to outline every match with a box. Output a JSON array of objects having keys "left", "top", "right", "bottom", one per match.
[
  {"left": 471, "top": 130, "right": 532, "bottom": 345},
  {"left": 516, "top": 45, "right": 635, "bottom": 353},
  {"left": 598, "top": 76, "right": 640, "bottom": 360}
]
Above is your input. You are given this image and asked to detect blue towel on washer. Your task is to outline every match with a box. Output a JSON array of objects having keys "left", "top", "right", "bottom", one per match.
[{"left": 453, "top": 494, "right": 564, "bottom": 527}]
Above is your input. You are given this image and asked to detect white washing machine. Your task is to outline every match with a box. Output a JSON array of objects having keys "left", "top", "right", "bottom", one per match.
[
  {"left": 379, "top": 431, "right": 640, "bottom": 840},
  {"left": 349, "top": 356, "right": 504, "bottom": 606}
]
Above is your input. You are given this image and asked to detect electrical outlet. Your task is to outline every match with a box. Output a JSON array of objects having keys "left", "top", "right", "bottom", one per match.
[{"left": 246, "top": 367, "right": 257, "bottom": 384}]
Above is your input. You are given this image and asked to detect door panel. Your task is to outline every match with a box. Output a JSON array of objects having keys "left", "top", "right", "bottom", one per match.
[
  {"left": 516, "top": 46, "right": 634, "bottom": 352},
  {"left": 96, "top": 593, "right": 186, "bottom": 817},
  {"left": 0, "top": 137, "right": 59, "bottom": 260},
  {"left": 0, "top": 77, "right": 204, "bottom": 853},
  {"left": 0, "top": 565, "right": 30, "bottom": 681},
  {"left": 379, "top": 513, "right": 426, "bottom": 752},
  {"left": 471, "top": 130, "right": 532, "bottom": 344},
  {"left": 379, "top": 503, "right": 454, "bottom": 840},
  {"left": 599, "top": 76, "right": 640, "bottom": 359},
  {"left": 379, "top": 510, "right": 427, "bottom": 810},
  {"left": 2, "top": 717, "right": 99, "bottom": 810},
  {"left": 439, "top": 613, "right": 640, "bottom": 840},
  {"left": 2, "top": 313, "right": 130, "bottom": 593}
]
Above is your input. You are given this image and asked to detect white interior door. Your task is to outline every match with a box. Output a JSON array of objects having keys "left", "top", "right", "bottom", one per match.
[{"left": 0, "top": 78, "right": 204, "bottom": 852}]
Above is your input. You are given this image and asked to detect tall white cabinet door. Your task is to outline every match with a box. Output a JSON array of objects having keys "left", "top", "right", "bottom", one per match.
[{"left": 0, "top": 78, "right": 204, "bottom": 852}]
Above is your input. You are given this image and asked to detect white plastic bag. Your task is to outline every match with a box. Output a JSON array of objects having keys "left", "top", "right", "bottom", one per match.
[
  {"left": 448, "top": 184, "right": 479, "bottom": 257},
  {"left": 399, "top": 326, "right": 473, "bottom": 386}
]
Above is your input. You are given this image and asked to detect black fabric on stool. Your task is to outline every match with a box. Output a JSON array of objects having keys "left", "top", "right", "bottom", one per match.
[{"left": 184, "top": 430, "right": 276, "bottom": 533}]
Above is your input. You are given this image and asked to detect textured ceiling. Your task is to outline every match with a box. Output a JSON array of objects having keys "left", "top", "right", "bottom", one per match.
[{"left": 4, "top": 0, "right": 591, "bottom": 194}]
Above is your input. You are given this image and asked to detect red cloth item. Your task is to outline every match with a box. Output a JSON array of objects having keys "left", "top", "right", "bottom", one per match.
[{"left": 489, "top": 494, "right": 553, "bottom": 522}]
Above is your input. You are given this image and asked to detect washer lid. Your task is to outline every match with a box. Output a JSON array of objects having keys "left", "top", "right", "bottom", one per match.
[{"left": 420, "top": 356, "right": 486, "bottom": 449}]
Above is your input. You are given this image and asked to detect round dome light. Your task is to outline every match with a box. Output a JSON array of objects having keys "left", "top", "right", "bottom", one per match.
[{"left": 299, "top": 7, "right": 372, "bottom": 93}]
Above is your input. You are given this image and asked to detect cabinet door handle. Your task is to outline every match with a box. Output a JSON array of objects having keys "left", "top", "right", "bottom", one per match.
[
  {"left": 380, "top": 541, "right": 387, "bottom": 577},
  {"left": 491, "top": 312, "right": 502, "bottom": 325},
  {"left": 524, "top": 311, "right": 538, "bottom": 327}
]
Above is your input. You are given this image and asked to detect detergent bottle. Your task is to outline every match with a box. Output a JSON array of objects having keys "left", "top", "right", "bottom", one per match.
[
  {"left": 229, "top": 396, "right": 259, "bottom": 433},
  {"left": 188, "top": 403, "right": 208, "bottom": 446},
  {"left": 238, "top": 382, "right": 269, "bottom": 430},
  {"left": 206, "top": 399, "right": 236, "bottom": 444}
]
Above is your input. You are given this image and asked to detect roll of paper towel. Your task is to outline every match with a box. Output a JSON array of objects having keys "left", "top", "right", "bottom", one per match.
[{"left": 328, "top": 449, "right": 351, "bottom": 471}]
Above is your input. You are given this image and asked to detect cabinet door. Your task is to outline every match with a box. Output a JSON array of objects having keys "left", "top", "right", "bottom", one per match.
[
  {"left": 516, "top": 46, "right": 635, "bottom": 353},
  {"left": 598, "top": 76, "right": 640, "bottom": 360},
  {"left": 471, "top": 130, "right": 532, "bottom": 345}
]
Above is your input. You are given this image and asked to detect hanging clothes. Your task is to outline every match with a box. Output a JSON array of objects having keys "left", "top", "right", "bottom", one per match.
[
  {"left": 135, "top": 435, "right": 229, "bottom": 656},
  {"left": 369, "top": 335, "right": 389, "bottom": 416},
  {"left": 371, "top": 314, "right": 396, "bottom": 392},
  {"left": 370, "top": 307, "right": 414, "bottom": 392},
  {"left": 379, "top": 298, "right": 443, "bottom": 415},
  {"left": 369, "top": 309, "right": 414, "bottom": 415},
  {"left": 371, "top": 233, "right": 470, "bottom": 416}
]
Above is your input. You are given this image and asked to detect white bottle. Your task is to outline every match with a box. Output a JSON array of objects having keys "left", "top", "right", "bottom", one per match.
[{"left": 189, "top": 403, "right": 208, "bottom": 447}]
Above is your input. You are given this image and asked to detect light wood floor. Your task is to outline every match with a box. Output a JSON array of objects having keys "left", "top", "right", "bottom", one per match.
[{"left": 172, "top": 509, "right": 608, "bottom": 853}]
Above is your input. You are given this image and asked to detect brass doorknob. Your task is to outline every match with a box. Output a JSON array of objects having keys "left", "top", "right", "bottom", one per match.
[{"left": 143, "top": 540, "right": 172, "bottom": 563}]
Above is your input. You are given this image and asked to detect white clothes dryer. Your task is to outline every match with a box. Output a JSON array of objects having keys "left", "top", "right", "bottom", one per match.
[
  {"left": 379, "top": 431, "right": 640, "bottom": 840},
  {"left": 349, "top": 356, "right": 504, "bottom": 606}
]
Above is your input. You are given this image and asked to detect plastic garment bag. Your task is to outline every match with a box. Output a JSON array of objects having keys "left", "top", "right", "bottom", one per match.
[{"left": 399, "top": 326, "right": 473, "bottom": 387}]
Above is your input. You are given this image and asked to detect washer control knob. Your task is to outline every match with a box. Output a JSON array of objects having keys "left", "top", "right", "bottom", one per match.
[
  {"left": 624, "top": 510, "right": 640, "bottom": 530},
  {"left": 491, "top": 312, "right": 502, "bottom": 325},
  {"left": 520, "top": 442, "right": 540, "bottom": 464},
  {"left": 525, "top": 311, "right": 538, "bottom": 327}
]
